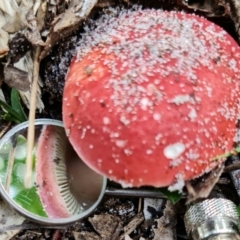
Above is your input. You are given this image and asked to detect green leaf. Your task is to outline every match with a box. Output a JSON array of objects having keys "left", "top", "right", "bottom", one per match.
[
  {"left": 2, "top": 112, "right": 21, "bottom": 124},
  {"left": 0, "top": 99, "right": 25, "bottom": 123},
  {"left": 13, "top": 187, "right": 47, "bottom": 217},
  {"left": 158, "top": 188, "right": 182, "bottom": 204},
  {"left": 236, "top": 206, "right": 240, "bottom": 216},
  {"left": 10, "top": 89, "right": 27, "bottom": 121}
]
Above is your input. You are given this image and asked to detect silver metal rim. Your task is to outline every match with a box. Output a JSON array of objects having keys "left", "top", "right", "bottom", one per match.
[{"left": 0, "top": 119, "right": 107, "bottom": 225}]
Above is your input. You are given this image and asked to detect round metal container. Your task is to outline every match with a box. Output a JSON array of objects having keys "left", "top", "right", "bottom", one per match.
[{"left": 0, "top": 119, "right": 107, "bottom": 225}]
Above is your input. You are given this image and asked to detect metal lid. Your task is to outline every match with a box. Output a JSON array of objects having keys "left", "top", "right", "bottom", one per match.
[{"left": 184, "top": 198, "right": 240, "bottom": 239}]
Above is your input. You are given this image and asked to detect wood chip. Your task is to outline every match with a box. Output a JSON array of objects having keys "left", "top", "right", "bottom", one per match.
[
  {"left": 73, "top": 231, "right": 101, "bottom": 240},
  {"left": 186, "top": 164, "right": 224, "bottom": 203},
  {"left": 152, "top": 201, "right": 177, "bottom": 240},
  {"left": 120, "top": 212, "right": 144, "bottom": 240},
  {"left": 88, "top": 213, "right": 123, "bottom": 240}
]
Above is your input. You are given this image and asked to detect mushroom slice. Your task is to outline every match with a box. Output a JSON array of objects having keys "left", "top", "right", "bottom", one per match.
[
  {"left": 63, "top": 9, "right": 240, "bottom": 189},
  {"left": 36, "top": 125, "right": 82, "bottom": 218}
]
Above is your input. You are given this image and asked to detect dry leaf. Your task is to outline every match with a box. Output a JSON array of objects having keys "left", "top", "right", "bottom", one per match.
[
  {"left": 225, "top": 155, "right": 240, "bottom": 196},
  {"left": 186, "top": 164, "right": 224, "bottom": 203},
  {"left": 2, "top": 12, "right": 24, "bottom": 33},
  {"left": 88, "top": 213, "right": 123, "bottom": 240},
  {"left": 229, "top": 168, "right": 240, "bottom": 196},
  {"left": 14, "top": 52, "right": 44, "bottom": 111},
  {"left": 73, "top": 231, "right": 101, "bottom": 240},
  {"left": 36, "top": 0, "right": 47, "bottom": 31},
  {"left": 3, "top": 64, "right": 31, "bottom": 91},
  {"left": 8, "top": 33, "right": 32, "bottom": 63},
  {"left": 153, "top": 201, "right": 177, "bottom": 240},
  {"left": 0, "top": 0, "right": 18, "bottom": 16},
  {"left": 40, "top": 0, "right": 98, "bottom": 60},
  {"left": 0, "top": 198, "right": 25, "bottom": 240},
  {"left": 0, "top": 0, "right": 19, "bottom": 57},
  {"left": 1, "top": 1, "right": 24, "bottom": 33},
  {"left": 2, "top": 0, "right": 45, "bottom": 46},
  {"left": 23, "top": 7, "right": 45, "bottom": 46},
  {"left": 0, "top": 29, "right": 9, "bottom": 58},
  {"left": 226, "top": 0, "right": 240, "bottom": 38},
  {"left": 181, "top": 0, "right": 226, "bottom": 16}
]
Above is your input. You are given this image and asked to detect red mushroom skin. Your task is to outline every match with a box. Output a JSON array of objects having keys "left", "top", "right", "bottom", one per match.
[
  {"left": 36, "top": 125, "right": 71, "bottom": 218},
  {"left": 63, "top": 9, "right": 240, "bottom": 189}
]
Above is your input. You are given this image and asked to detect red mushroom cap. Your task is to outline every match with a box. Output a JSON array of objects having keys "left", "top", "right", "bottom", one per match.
[{"left": 63, "top": 9, "right": 240, "bottom": 190}]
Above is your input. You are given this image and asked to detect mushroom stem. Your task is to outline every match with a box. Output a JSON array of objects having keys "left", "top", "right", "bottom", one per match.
[{"left": 24, "top": 46, "right": 41, "bottom": 189}]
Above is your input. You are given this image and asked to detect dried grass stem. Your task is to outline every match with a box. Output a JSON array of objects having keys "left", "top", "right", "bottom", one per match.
[{"left": 24, "top": 46, "right": 41, "bottom": 188}]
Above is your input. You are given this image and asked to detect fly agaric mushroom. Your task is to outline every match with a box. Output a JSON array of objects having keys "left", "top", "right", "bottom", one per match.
[
  {"left": 36, "top": 125, "right": 82, "bottom": 218},
  {"left": 63, "top": 9, "right": 240, "bottom": 190}
]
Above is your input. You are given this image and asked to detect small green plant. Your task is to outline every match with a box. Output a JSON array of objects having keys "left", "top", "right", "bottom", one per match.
[
  {"left": 159, "top": 188, "right": 182, "bottom": 204},
  {"left": 0, "top": 134, "right": 47, "bottom": 217},
  {"left": 236, "top": 206, "right": 240, "bottom": 216},
  {"left": 0, "top": 88, "right": 27, "bottom": 123}
]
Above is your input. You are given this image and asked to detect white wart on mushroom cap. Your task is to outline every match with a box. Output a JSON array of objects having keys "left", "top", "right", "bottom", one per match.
[{"left": 63, "top": 9, "right": 240, "bottom": 189}]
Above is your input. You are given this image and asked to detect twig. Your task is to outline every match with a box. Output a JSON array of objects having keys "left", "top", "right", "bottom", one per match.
[
  {"left": 0, "top": 122, "right": 11, "bottom": 139},
  {"left": 5, "top": 146, "right": 16, "bottom": 192},
  {"left": 224, "top": 161, "right": 240, "bottom": 172},
  {"left": 120, "top": 212, "right": 144, "bottom": 240},
  {"left": 24, "top": 46, "right": 41, "bottom": 188},
  {"left": 138, "top": 198, "right": 142, "bottom": 213}
]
